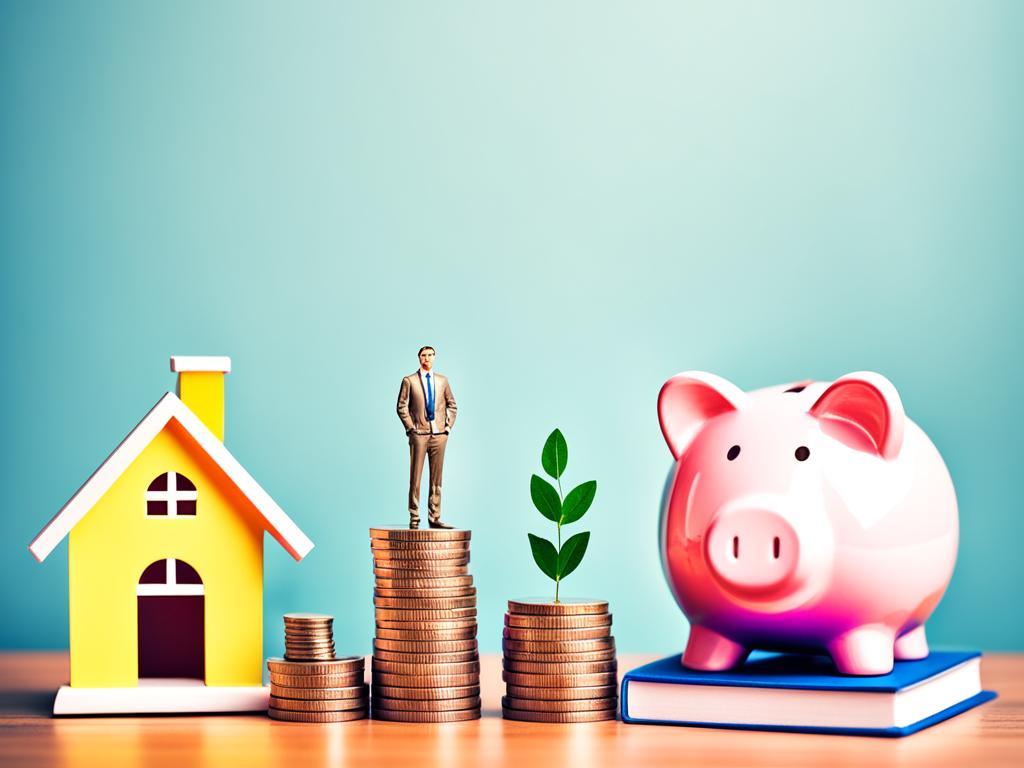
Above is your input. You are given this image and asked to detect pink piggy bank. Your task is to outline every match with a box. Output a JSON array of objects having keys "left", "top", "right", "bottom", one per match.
[{"left": 658, "top": 371, "right": 958, "bottom": 675}]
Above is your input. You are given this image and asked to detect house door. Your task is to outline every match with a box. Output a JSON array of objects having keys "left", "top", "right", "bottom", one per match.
[{"left": 137, "top": 558, "right": 205, "bottom": 679}]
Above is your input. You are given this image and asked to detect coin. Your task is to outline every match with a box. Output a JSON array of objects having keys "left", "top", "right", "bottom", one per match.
[
  {"left": 502, "top": 695, "right": 617, "bottom": 713},
  {"left": 269, "top": 672, "right": 364, "bottom": 688},
  {"left": 372, "top": 560, "right": 471, "bottom": 572},
  {"left": 370, "top": 525, "right": 471, "bottom": 539},
  {"left": 372, "top": 695, "right": 481, "bottom": 712},
  {"left": 375, "top": 607, "right": 477, "bottom": 622},
  {"left": 371, "top": 548, "right": 470, "bottom": 561},
  {"left": 268, "top": 707, "right": 367, "bottom": 722},
  {"left": 283, "top": 640, "right": 337, "bottom": 648},
  {"left": 372, "top": 671, "right": 480, "bottom": 688},
  {"left": 372, "top": 649, "right": 478, "bottom": 664},
  {"left": 270, "top": 696, "right": 368, "bottom": 712},
  {"left": 502, "top": 626, "right": 610, "bottom": 641},
  {"left": 373, "top": 638, "right": 478, "bottom": 654},
  {"left": 267, "top": 657, "right": 363, "bottom": 675},
  {"left": 372, "top": 707, "right": 480, "bottom": 722},
  {"left": 375, "top": 619, "right": 478, "bottom": 632},
  {"left": 374, "top": 595, "right": 477, "bottom": 610},
  {"left": 370, "top": 538, "right": 469, "bottom": 550},
  {"left": 285, "top": 653, "right": 337, "bottom": 661},
  {"left": 503, "top": 659, "right": 617, "bottom": 675},
  {"left": 502, "top": 648, "right": 616, "bottom": 663},
  {"left": 504, "top": 683, "right": 617, "bottom": 701},
  {"left": 505, "top": 613, "right": 612, "bottom": 629},
  {"left": 283, "top": 612, "right": 334, "bottom": 622},
  {"left": 376, "top": 626, "right": 477, "bottom": 641},
  {"left": 502, "top": 707, "right": 615, "bottom": 723},
  {"left": 371, "top": 684, "right": 480, "bottom": 701},
  {"left": 374, "top": 566, "right": 468, "bottom": 578},
  {"left": 501, "top": 637, "right": 615, "bottom": 654},
  {"left": 374, "top": 586, "right": 477, "bottom": 599},
  {"left": 374, "top": 576, "right": 474, "bottom": 589},
  {"left": 371, "top": 659, "right": 480, "bottom": 676},
  {"left": 270, "top": 683, "right": 368, "bottom": 700},
  {"left": 501, "top": 670, "right": 617, "bottom": 688},
  {"left": 507, "top": 599, "right": 608, "bottom": 616}
]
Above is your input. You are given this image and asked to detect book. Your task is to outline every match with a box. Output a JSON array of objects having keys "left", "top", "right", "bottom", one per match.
[{"left": 620, "top": 650, "right": 996, "bottom": 737}]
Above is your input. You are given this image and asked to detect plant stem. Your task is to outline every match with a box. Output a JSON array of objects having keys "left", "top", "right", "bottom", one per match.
[{"left": 555, "top": 474, "right": 564, "bottom": 603}]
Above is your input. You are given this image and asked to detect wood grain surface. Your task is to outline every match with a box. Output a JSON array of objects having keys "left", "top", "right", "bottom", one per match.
[{"left": 0, "top": 652, "right": 1020, "bottom": 767}]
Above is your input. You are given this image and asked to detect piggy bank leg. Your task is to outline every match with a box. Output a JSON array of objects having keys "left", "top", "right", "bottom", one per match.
[
  {"left": 682, "top": 625, "right": 748, "bottom": 671},
  {"left": 894, "top": 625, "right": 929, "bottom": 660},
  {"left": 827, "top": 625, "right": 895, "bottom": 675}
]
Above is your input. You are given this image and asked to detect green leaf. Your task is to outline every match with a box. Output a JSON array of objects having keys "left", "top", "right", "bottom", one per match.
[
  {"left": 541, "top": 428, "right": 568, "bottom": 479},
  {"left": 528, "top": 534, "right": 559, "bottom": 581},
  {"left": 560, "top": 480, "right": 597, "bottom": 526},
  {"left": 557, "top": 531, "right": 590, "bottom": 579},
  {"left": 530, "top": 474, "right": 561, "bottom": 522}
]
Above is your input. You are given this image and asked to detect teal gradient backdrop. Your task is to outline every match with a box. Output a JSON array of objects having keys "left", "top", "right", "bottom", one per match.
[{"left": 2, "top": 2, "right": 1022, "bottom": 658}]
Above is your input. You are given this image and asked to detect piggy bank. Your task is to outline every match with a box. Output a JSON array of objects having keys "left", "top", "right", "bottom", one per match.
[{"left": 658, "top": 371, "right": 958, "bottom": 675}]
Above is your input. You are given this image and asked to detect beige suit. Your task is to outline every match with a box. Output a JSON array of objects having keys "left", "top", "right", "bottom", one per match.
[{"left": 397, "top": 371, "right": 457, "bottom": 524}]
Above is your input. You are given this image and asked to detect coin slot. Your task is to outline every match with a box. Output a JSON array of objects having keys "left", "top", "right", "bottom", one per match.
[
  {"left": 773, "top": 536, "right": 780, "bottom": 559},
  {"left": 733, "top": 536, "right": 739, "bottom": 559}
]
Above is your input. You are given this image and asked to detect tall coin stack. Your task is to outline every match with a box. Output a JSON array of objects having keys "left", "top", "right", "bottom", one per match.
[
  {"left": 266, "top": 613, "right": 369, "bottom": 722},
  {"left": 501, "top": 599, "right": 618, "bottom": 722},
  {"left": 369, "top": 526, "right": 481, "bottom": 722}
]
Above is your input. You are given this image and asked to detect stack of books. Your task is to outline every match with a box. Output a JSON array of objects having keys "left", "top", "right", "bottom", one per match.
[{"left": 621, "top": 650, "right": 995, "bottom": 737}]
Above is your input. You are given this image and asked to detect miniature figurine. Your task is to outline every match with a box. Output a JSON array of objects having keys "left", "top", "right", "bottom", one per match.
[
  {"left": 657, "top": 371, "right": 958, "bottom": 676},
  {"left": 396, "top": 346, "right": 458, "bottom": 529}
]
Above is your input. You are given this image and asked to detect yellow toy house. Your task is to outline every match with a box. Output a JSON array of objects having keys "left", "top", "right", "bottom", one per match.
[{"left": 28, "top": 356, "right": 313, "bottom": 715}]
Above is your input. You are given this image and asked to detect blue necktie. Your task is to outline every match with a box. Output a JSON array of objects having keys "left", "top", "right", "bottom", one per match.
[{"left": 425, "top": 373, "right": 435, "bottom": 421}]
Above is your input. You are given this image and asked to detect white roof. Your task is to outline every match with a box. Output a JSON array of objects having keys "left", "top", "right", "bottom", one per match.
[
  {"left": 28, "top": 392, "right": 313, "bottom": 563},
  {"left": 171, "top": 356, "right": 232, "bottom": 373}
]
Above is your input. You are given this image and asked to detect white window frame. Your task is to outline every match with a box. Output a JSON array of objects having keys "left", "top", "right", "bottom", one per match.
[
  {"left": 145, "top": 471, "right": 199, "bottom": 518},
  {"left": 136, "top": 558, "right": 205, "bottom": 596}
]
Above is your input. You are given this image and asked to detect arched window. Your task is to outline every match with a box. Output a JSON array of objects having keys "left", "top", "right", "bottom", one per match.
[
  {"left": 137, "top": 558, "right": 204, "bottom": 595},
  {"left": 146, "top": 472, "right": 197, "bottom": 517}
]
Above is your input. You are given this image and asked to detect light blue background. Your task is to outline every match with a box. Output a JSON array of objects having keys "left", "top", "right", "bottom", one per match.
[{"left": 2, "top": 2, "right": 1022, "bottom": 657}]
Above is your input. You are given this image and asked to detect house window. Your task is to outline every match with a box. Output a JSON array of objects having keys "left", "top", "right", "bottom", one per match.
[
  {"left": 137, "top": 558, "right": 204, "bottom": 595},
  {"left": 146, "top": 472, "right": 198, "bottom": 517}
]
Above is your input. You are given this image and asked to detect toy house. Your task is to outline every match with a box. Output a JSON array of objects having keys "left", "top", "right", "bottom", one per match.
[{"left": 28, "top": 356, "right": 313, "bottom": 714}]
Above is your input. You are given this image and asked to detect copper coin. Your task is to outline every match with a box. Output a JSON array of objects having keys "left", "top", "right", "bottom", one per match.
[
  {"left": 502, "top": 707, "right": 615, "bottom": 723},
  {"left": 269, "top": 672, "right": 364, "bottom": 688},
  {"left": 502, "top": 637, "right": 615, "bottom": 654},
  {"left": 372, "top": 659, "right": 480, "bottom": 676},
  {"left": 372, "top": 559, "right": 470, "bottom": 572},
  {"left": 374, "top": 638, "right": 478, "bottom": 653},
  {"left": 283, "top": 641, "right": 337, "bottom": 649},
  {"left": 507, "top": 599, "right": 608, "bottom": 616},
  {"left": 370, "top": 538, "right": 469, "bottom": 550},
  {"left": 371, "top": 684, "right": 480, "bottom": 701},
  {"left": 267, "top": 657, "right": 363, "bottom": 675},
  {"left": 504, "top": 683, "right": 618, "bottom": 701},
  {"left": 503, "top": 659, "right": 617, "bottom": 675},
  {"left": 284, "top": 654, "right": 337, "bottom": 662},
  {"left": 372, "top": 649, "right": 479, "bottom": 663},
  {"left": 268, "top": 707, "right": 367, "bottom": 722},
  {"left": 270, "top": 696, "right": 368, "bottom": 712},
  {"left": 372, "top": 671, "right": 480, "bottom": 688},
  {"left": 503, "top": 626, "right": 610, "bottom": 641},
  {"left": 373, "top": 695, "right": 481, "bottom": 713},
  {"left": 375, "top": 575, "right": 474, "bottom": 589},
  {"left": 374, "top": 586, "right": 477, "bottom": 599},
  {"left": 371, "top": 548, "right": 470, "bottom": 561},
  {"left": 375, "top": 607, "right": 477, "bottom": 621},
  {"left": 376, "top": 619, "right": 478, "bottom": 631},
  {"left": 376, "top": 626, "right": 477, "bottom": 641},
  {"left": 505, "top": 613, "right": 612, "bottom": 629},
  {"left": 501, "top": 670, "right": 617, "bottom": 688},
  {"left": 374, "top": 596, "right": 477, "bottom": 610},
  {"left": 374, "top": 566, "right": 469, "bottom": 578},
  {"left": 502, "top": 695, "right": 617, "bottom": 713},
  {"left": 369, "top": 526, "right": 471, "bottom": 541},
  {"left": 270, "top": 683, "right": 368, "bottom": 700},
  {"left": 373, "top": 707, "right": 480, "bottom": 722},
  {"left": 502, "top": 648, "right": 616, "bottom": 663}
]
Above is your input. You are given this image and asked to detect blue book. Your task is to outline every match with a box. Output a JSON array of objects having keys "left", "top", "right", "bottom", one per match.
[{"left": 620, "top": 650, "right": 995, "bottom": 737}]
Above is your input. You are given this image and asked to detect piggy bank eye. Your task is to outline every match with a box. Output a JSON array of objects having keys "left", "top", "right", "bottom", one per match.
[
  {"left": 795, "top": 446, "right": 810, "bottom": 461},
  {"left": 727, "top": 445, "right": 741, "bottom": 461}
]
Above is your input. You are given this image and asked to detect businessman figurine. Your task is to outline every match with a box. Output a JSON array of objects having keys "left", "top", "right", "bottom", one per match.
[{"left": 397, "top": 346, "right": 457, "bottom": 529}]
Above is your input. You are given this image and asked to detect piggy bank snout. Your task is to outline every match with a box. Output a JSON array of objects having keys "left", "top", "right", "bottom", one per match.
[{"left": 705, "top": 508, "right": 802, "bottom": 597}]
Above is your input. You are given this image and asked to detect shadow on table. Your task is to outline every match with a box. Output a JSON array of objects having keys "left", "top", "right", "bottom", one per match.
[{"left": 0, "top": 690, "right": 56, "bottom": 717}]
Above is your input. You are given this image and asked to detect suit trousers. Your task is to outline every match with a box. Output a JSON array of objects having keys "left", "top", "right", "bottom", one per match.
[{"left": 408, "top": 432, "right": 447, "bottom": 524}]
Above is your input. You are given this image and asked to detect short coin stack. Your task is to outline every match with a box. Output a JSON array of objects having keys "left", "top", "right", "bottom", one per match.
[
  {"left": 369, "top": 526, "right": 481, "bottom": 722},
  {"left": 266, "top": 613, "right": 368, "bottom": 722},
  {"left": 501, "top": 599, "right": 618, "bottom": 722}
]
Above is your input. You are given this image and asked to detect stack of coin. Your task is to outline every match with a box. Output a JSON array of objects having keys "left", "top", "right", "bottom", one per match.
[
  {"left": 283, "top": 613, "right": 336, "bottom": 660},
  {"left": 501, "top": 599, "right": 618, "bottom": 722},
  {"left": 369, "top": 526, "right": 481, "bottom": 722},
  {"left": 267, "top": 614, "right": 368, "bottom": 722}
]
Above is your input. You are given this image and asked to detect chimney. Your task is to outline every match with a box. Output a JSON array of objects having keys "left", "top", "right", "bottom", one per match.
[{"left": 170, "top": 356, "right": 231, "bottom": 441}]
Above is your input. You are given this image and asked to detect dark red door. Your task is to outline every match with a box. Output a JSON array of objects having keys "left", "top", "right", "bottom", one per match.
[{"left": 137, "top": 558, "right": 205, "bottom": 679}]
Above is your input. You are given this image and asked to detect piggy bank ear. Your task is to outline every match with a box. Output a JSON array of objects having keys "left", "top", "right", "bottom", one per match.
[
  {"left": 809, "top": 371, "right": 905, "bottom": 459},
  {"left": 658, "top": 372, "right": 749, "bottom": 460}
]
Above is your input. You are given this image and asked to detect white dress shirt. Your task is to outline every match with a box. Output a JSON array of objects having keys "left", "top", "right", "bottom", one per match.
[{"left": 418, "top": 368, "right": 442, "bottom": 434}]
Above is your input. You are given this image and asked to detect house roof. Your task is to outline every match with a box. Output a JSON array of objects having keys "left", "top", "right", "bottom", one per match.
[{"left": 28, "top": 392, "right": 314, "bottom": 563}]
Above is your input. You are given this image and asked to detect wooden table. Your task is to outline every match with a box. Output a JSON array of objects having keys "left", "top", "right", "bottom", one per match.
[{"left": 0, "top": 652, "right": 1020, "bottom": 767}]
